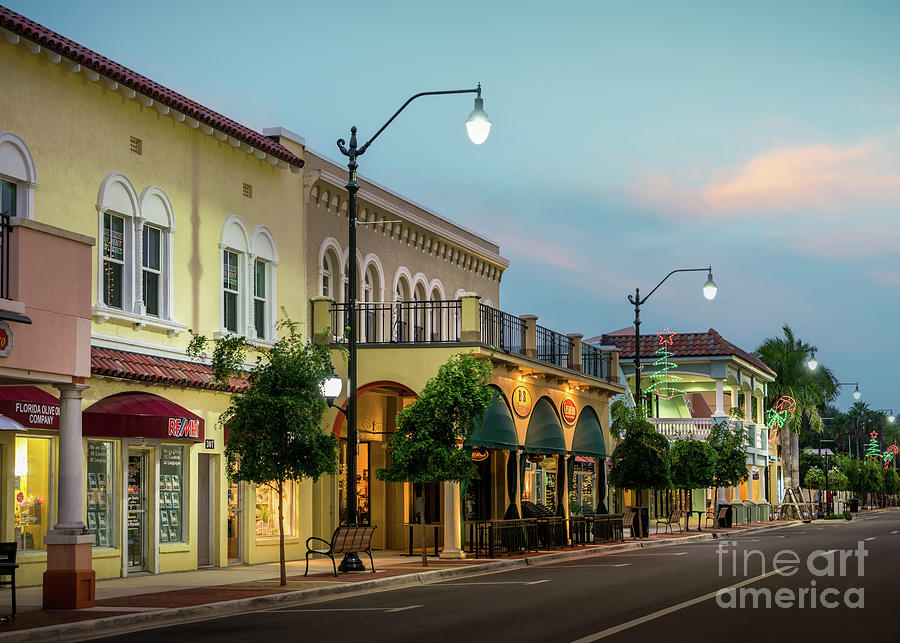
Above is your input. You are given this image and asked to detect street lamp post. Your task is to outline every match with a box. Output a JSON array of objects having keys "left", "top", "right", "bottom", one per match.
[
  {"left": 334, "top": 86, "right": 490, "bottom": 571},
  {"left": 628, "top": 267, "right": 717, "bottom": 410},
  {"left": 772, "top": 347, "right": 819, "bottom": 372},
  {"left": 819, "top": 438, "right": 835, "bottom": 517}
]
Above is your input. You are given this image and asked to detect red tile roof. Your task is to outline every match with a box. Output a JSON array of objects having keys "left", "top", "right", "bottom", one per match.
[
  {"left": 91, "top": 346, "right": 248, "bottom": 392},
  {"left": 588, "top": 328, "right": 776, "bottom": 377},
  {"left": 0, "top": 6, "right": 303, "bottom": 169}
]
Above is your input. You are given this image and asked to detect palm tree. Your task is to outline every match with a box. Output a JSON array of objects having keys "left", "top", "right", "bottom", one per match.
[{"left": 755, "top": 325, "right": 838, "bottom": 496}]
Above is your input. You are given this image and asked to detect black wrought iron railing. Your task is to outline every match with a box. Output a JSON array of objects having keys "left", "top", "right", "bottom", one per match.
[
  {"left": 0, "top": 214, "right": 10, "bottom": 300},
  {"left": 479, "top": 304, "right": 524, "bottom": 355},
  {"left": 329, "top": 300, "right": 461, "bottom": 344},
  {"left": 581, "top": 342, "right": 614, "bottom": 381},
  {"left": 536, "top": 325, "right": 572, "bottom": 369}
]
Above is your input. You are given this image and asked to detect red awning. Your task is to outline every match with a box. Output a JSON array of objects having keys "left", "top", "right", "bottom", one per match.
[
  {"left": 83, "top": 392, "right": 204, "bottom": 442},
  {"left": 0, "top": 386, "right": 60, "bottom": 429}
]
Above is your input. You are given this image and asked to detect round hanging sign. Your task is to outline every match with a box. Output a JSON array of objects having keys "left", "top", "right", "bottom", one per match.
[
  {"left": 471, "top": 447, "right": 489, "bottom": 462},
  {"left": 512, "top": 385, "right": 532, "bottom": 417},
  {"left": 561, "top": 398, "right": 577, "bottom": 425}
]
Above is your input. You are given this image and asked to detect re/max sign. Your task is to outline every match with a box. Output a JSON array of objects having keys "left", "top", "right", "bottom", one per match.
[{"left": 167, "top": 417, "right": 200, "bottom": 439}]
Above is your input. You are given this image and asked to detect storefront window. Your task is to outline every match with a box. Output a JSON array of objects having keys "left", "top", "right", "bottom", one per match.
[
  {"left": 14, "top": 436, "right": 52, "bottom": 551},
  {"left": 570, "top": 459, "right": 595, "bottom": 512},
  {"left": 159, "top": 446, "right": 184, "bottom": 543},
  {"left": 338, "top": 441, "right": 370, "bottom": 525},
  {"left": 87, "top": 440, "right": 114, "bottom": 547},
  {"left": 255, "top": 481, "right": 295, "bottom": 537}
]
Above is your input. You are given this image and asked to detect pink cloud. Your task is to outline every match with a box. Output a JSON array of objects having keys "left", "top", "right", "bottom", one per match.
[
  {"left": 788, "top": 223, "right": 900, "bottom": 260},
  {"left": 632, "top": 135, "right": 900, "bottom": 217}
]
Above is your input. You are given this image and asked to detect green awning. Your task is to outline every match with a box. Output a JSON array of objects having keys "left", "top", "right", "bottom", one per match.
[
  {"left": 524, "top": 397, "right": 566, "bottom": 455},
  {"left": 571, "top": 406, "right": 607, "bottom": 458},
  {"left": 467, "top": 392, "right": 519, "bottom": 451}
]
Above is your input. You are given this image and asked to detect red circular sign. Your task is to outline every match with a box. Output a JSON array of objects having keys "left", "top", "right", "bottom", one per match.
[
  {"left": 0, "top": 328, "right": 8, "bottom": 351},
  {"left": 561, "top": 398, "right": 577, "bottom": 425},
  {"left": 16, "top": 492, "right": 24, "bottom": 503}
]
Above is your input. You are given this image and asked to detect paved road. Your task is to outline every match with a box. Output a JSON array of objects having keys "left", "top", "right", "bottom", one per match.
[{"left": 105, "top": 511, "right": 900, "bottom": 642}]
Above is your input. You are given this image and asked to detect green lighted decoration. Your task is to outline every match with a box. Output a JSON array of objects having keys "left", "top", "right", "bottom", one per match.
[
  {"left": 866, "top": 431, "right": 882, "bottom": 461},
  {"left": 883, "top": 445, "right": 898, "bottom": 469},
  {"left": 766, "top": 395, "right": 796, "bottom": 443},
  {"left": 646, "top": 327, "right": 684, "bottom": 401}
]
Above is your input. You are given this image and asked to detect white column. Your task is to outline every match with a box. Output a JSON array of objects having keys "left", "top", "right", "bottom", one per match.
[
  {"left": 133, "top": 217, "right": 144, "bottom": 315},
  {"left": 713, "top": 379, "right": 726, "bottom": 417},
  {"left": 53, "top": 383, "right": 89, "bottom": 530},
  {"left": 440, "top": 480, "right": 465, "bottom": 559}
]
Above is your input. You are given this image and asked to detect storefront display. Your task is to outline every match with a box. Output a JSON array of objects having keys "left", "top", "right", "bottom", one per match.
[
  {"left": 570, "top": 458, "right": 595, "bottom": 510},
  {"left": 87, "top": 440, "right": 114, "bottom": 547},
  {"left": 14, "top": 436, "right": 51, "bottom": 551},
  {"left": 255, "top": 481, "right": 295, "bottom": 537},
  {"left": 159, "top": 446, "right": 184, "bottom": 543},
  {"left": 522, "top": 457, "right": 558, "bottom": 511},
  {"left": 338, "top": 441, "right": 370, "bottom": 525}
]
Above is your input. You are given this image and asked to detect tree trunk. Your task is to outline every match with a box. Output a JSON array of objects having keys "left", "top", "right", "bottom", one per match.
[
  {"left": 421, "top": 507, "right": 428, "bottom": 567},
  {"left": 635, "top": 492, "right": 643, "bottom": 540},
  {"left": 791, "top": 431, "right": 801, "bottom": 495},
  {"left": 278, "top": 479, "right": 286, "bottom": 586},
  {"left": 780, "top": 428, "right": 792, "bottom": 494}
]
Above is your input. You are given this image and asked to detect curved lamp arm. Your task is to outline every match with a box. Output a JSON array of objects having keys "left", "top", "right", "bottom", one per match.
[
  {"left": 338, "top": 85, "right": 483, "bottom": 162},
  {"left": 628, "top": 266, "right": 712, "bottom": 306}
]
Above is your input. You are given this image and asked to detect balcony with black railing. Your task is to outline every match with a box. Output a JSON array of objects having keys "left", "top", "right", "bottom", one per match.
[{"left": 316, "top": 295, "right": 619, "bottom": 386}]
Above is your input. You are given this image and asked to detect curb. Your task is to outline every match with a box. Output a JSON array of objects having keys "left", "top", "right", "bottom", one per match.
[{"left": 1, "top": 520, "right": 799, "bottom": 642}]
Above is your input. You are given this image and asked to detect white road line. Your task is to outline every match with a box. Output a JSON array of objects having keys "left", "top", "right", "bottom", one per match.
[
  {"left": 891, "top": 530, "right": 898, "bottom": 535},
  {"left": 865, "top": 537, "right": 876, "bottom": 541},
  {"left": 437, "top": 580, "right": 550, "bottom": 586},
  {"left": 569, "top": 567, "right": 790, "bottom": 642},
  {"left": 269, "top": 605, "right": 423, "bottom": 613},
  {"left": 526, "top": 579, "right": 551, "bottom": 585},
  {"left": 548, "top": 564, "right": 631, "bottom": 568},
  {"left": 618, "top": 552, "right": 688, "bottom": 556}
]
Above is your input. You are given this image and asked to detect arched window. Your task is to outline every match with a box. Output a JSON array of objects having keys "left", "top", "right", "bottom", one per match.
[
  {"left": 97, "top": 173, "right": 140, "bottom": 312},
  {"left": 0, "top": 132, "right": 37, "bottom": 220},
  {"left": 139, "top": 187, "right": 176, "bottom": 320},
  {"left": 251, "top": 226, "right": 278, "bottom": 341},
  {"left": 220, "top": 215, "right": 250, "bottom": 335}
]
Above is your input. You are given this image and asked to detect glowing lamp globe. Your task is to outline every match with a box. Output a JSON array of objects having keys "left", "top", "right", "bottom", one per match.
[
  {"left": 320, "top": 370, "right": 343, "bottom": 404},
  {"left": 465, "top": 96, "right": 491, "bottom": 145},
  {"left": 702, "top": 271, "right": 717, "bottom": 301}
]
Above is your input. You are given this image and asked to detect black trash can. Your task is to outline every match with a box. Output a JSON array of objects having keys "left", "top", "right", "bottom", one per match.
[
  {"left": 850, "top": 498, "right": 859, "bottom": 513},
  {"left": 717, "top": 503, "right": 733, "bottom": 528}
]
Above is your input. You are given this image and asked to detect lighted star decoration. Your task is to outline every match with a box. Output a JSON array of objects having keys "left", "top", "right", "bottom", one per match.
[
  {"left": 766, "top": 395, "right": 796, "bottom": 442},
  {"left": 657, "top": 326, "right": 676, "bottom": 346},
  {"left": 883, "top": 445, "right": 899, "bottom": 470}
]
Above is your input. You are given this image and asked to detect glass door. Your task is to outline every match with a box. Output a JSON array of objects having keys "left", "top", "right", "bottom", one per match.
[
  {"left": 227, "top": 481, "right": 242, "bottom": 564},
  {"left": 127, "top": 451, "right": 148, "bottom": 571}
]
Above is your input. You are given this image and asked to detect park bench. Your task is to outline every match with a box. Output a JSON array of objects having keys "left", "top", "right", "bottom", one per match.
[
  {"left": 655, "top": 508, "right": 684, "bottom": 535},
  {"left": 304, "top": 525, "right": 377, "bottom": 577},
  {"left": 622, "top": 509, "right": 637, "bottom": 539},
  {"left": 706, "top": 505, "right": 728, "bottom": 529}
]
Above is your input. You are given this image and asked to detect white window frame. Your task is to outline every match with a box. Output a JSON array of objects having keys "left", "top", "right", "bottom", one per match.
[
  {"left": 92, "top": 178, "right": 185, "bottom": 335},
  {"left": 141, "top": 225, "right": 163, "bottom": 318},
  {"left": 102, "top": 211, "right": 128, "bottom": 310},
  {"left": 249, "top": 226, "right": 278, "bottom": 345},
  {"left": 222, "top": 249, "right": 243, "bottom": 335},
  {"left": 252, "top": 258, "right": 268, "bottom": 340},
  {"left": 0, "top": 131, "right": 38, "bottom": 220}
]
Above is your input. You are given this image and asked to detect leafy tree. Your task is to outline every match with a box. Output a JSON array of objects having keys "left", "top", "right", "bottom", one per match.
[
  {"left": 608, "top": 400, "right": 670, "bottom": 539},
  {"left": 882, "top": 468, "right": 900, "bottom": 502},
  {"left": 188, "top": 319, "right": 337, "bottom": 585},
  {"left": 755, "top": 325, "right": 838, "bottom": 492},
  {"left": 804, "top": 466, "right": 825, "bottom": 490},
  {"left": 669, "top": 438, "right": 716, "bottom": 531},
  {"left": 837, "top": 455, "right": 865, "bottom": 499},
  {"left": 377, "top": 354, "right": 493, "bottom": 566},
  {"left": 828, "top": 466, "right": 849, "bottom": 492},
  {"left": 708, "top": 420, "right": 749, "bottom": 504},
  {"left": 800, "top": 451, "right": 825, "bottom": 483}
]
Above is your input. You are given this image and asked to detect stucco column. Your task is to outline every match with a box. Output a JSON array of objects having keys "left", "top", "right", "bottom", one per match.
[
  {"left": 567, "top": 333, "right": 583, "bottom": 372},
  {"left": 45, "top": 382, "right": 95, "bottom": 609},
  {"left": 744, "top": 392, "right": 753, "bottom": 424},
  {"left": 459, "top": 292, "right": 481, "bottom": 343},
  {"left": 132, "top": 217, "right": 144, "bottom": 315},
  {"left": 730, "top": 385, "right": 738, "bottom": 415},
  {"left": 440, "top": 480, "right": 465, "bottom": 559},
  {"left": 311, "top": 296, "right": 335, "bottom": 344},
  {"left": 713, "top": 379, "right": 727, "bottom": 417},
  {"left": 520, "top": 314, "right": 538, "bottom": 358},
  {"left": 54, "top": 383, "right": 90, "bottom": 530}
]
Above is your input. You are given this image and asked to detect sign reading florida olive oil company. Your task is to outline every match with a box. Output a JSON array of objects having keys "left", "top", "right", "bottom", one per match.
[
  {"left": 561, "top": 398, "right": 577, "bottom": 425},
  {"left": 512, "top": 385, "right": 532, "bottom": 417}
]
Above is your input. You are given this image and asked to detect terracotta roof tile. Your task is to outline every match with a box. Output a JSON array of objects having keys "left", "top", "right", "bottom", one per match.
[
  {"left": 91, "top": 346, "right": 248, "bottom": 392},
  {"left": 591, "top": 327, "right": 776, "bottom": 377},
  {"left": 0, "top": 6, "right": 302, "bottom": 169}
]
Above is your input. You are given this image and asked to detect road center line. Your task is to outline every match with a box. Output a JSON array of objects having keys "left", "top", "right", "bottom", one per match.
[
  {"left": 269, "top": 605, "right": 422, "bottom": 613},
  {"left": 891, "top": 530, "right": 898, "bottom": 535},
  {"left": 569, "top": 567, "right": 790, "bottom": 643},
  {"left": 865, "top": 537, "right": 876, "bottom": 541}
]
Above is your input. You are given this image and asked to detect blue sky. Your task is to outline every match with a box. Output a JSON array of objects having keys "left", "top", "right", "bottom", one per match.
[{"left": 8, "top": 1, "right": 899, "bottom": 412}]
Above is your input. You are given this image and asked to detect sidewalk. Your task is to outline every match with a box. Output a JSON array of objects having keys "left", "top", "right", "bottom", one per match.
[{"left": 0, "top": 519, "right": 798, "bottom": 642}]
